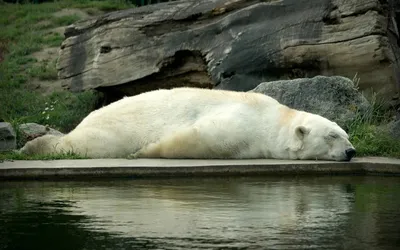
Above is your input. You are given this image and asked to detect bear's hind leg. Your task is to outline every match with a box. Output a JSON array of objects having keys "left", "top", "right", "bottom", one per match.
[{"left": 129, "top": 126, "right": 230, "bottom": 159}]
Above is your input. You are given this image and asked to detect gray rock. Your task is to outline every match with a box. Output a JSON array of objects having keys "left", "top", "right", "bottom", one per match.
[
  {"left": 18, "top": 123, "right": 63, "bottom": 147},
  {"left": 250, "top": 75, "right": 372, "bottom": 128},
  {"left": 0, "top": 122, "right": 17, "bottom": 152}
]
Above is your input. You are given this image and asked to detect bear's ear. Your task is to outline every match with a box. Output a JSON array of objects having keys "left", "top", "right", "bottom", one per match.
[
  {"left": 295, "top": 126, "right": 310, "bottom": 140},
  {"left": 288, "top": 126, "right": 310, "bottom": 152}
]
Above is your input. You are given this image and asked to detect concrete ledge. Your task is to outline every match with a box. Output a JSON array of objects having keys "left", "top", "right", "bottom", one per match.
[{"left": 1, "top": 157, "right": 400, "bottom": 180}]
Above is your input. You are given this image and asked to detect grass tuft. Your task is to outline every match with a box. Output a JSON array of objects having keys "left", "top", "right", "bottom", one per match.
[
  {"left": 347, "top": 92, "right": 400, "bottom": 158},
  {"left": 41, "top": 32, "right": 65, "bottom": 47},
  {"left": 0, "top": 151, "right": 87, "bottom": 162},
  {"left": 29, "top": 60, "right": 59, "bottom": 80},
  {"left": 52, "top": 14, "right": 81, "bottom": 26}
]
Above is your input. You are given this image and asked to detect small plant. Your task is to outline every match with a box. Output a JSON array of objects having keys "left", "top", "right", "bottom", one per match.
[{"left": 40, "top": 100, "right": 57, "bottom": 126}]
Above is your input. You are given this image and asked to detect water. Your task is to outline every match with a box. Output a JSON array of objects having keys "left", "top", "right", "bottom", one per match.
[{"left": 1, "top": 176, "right": 399, "bottom": 250}]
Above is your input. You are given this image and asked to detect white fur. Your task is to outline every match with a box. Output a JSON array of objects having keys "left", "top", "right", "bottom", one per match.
[{"left": 19, "top": 87, "right": 355, "bottom": 161}]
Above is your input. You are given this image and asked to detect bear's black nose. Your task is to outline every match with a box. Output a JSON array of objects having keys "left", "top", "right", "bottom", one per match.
[{"left": 345, "top": 148, "right": 356, "bottom": 160}]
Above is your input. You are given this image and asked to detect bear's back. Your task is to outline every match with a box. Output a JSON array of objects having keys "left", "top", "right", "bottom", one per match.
[{"left": 74, "top": 87, "right": 278, "bottom": 135}]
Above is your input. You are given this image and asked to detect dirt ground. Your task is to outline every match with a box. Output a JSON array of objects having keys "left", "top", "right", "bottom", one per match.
[{"left": 29, "top": 8, "right": 100, "bottom": 95}]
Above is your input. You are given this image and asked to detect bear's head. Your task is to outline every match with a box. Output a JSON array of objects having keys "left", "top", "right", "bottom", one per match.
[
  {"left": 19, "top": 134, "right": 61, "bottom": 156},
  {"left": 289, "top": 115, "right": 356, "bottom": 161}
]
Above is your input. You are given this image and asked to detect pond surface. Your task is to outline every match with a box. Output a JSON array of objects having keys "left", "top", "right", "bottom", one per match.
[{"left": 1, "top": 176, "right": 400, "bottom": 250}]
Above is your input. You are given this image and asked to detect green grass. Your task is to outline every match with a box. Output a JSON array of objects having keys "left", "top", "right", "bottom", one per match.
[
  {"left": 347, "top": 94, "right": 400, "bottom": 158},
  {"left": 41, "top": 32, "right": 65, "bottom": 47},
  {"left": 0, "top": 0, "right": 135, "bottom": 89},
  {"left": 0, "top": 0, "right": 130, "bottom": 126},
  {"left": 349, "top": 123, "right": 400, "bottom": 158},
  {"left": 0, "top": 151, "right": 88, "bottom": 162},
  {"left": 78, "top": 0, "right": 134, "bottom": 12},
  {"left": 1, "top": 89, "right": 101, "bottom": 133},
  {"left": 52, "top": 14, "right": 82, "bottom": 26},
  {"left": 28, "top": 59, "right": 59, "bottom": 80},
  {"left": 0, "top": 0, "right": 133, "bottom": 160}
]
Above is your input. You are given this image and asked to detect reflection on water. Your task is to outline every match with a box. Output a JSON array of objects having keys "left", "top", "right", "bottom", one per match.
[{"left": 1, "top": 176, "right": 400, "bottom": 250}]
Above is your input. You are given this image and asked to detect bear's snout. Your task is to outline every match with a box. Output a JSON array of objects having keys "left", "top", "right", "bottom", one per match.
[{"left": 345, "top": 148, "right": 356, "bottom": 161}]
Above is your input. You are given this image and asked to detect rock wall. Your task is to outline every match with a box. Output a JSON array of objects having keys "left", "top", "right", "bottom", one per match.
[{"left": 57, "top": 0, "right": 400, "bottom": 104}]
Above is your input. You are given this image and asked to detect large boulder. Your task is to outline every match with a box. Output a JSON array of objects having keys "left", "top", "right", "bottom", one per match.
[
  {"left": 251, "top": 76, "right": 371, "bottom": 128},
  {"left": 57, "top": 0, "right": 400, "bottom": 105},
  {"left": 0, "top": 122, "right": 16, "bottom": 152}
]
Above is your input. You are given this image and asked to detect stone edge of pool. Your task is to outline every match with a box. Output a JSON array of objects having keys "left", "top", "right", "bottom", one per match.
[{"left": 1, "top": 157, "right": 400, "bottom": 180}]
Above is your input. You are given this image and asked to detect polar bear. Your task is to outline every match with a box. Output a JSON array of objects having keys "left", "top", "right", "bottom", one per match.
[{"left": 19, "top": 87, "right": 356, "bottom": 161}]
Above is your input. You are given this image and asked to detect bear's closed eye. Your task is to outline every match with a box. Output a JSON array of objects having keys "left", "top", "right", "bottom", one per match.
[{"left": 328, "top": 133, "right": 339, "bottom": 139}]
